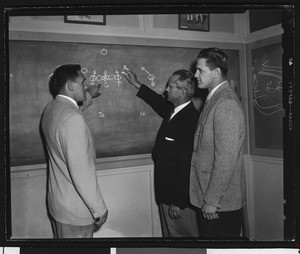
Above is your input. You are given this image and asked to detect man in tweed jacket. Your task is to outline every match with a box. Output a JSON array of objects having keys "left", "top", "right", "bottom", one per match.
[{"left": 190, "top": 48, "right": 246, "bottom": 238}]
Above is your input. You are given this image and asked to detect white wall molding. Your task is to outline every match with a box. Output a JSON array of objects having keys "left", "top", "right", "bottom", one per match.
[
  {"left": 10, "top": 154, "right": 154, "bottom": 178},
  {"left": 251, "top": 156, "right": 284, "bottom": 240},
  {"left": 10, "top": 163, "right": 161, "bottom": 238},
  {"left": 9, "top": 15, "right": 246, "bottom": 44},
  {"left": 9, "top": 16, "right": 145, "bottom": 38},
  {"left": 251, "top": 155, "right": 283, "bottom": 165},
  {"left": 243, "top": 155, "right": 255, "bottom": 240},
  {"left": 9, "top": 30, "right": 244, "bottom": 51}
]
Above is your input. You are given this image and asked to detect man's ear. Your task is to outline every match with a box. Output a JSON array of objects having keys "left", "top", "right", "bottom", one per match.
[
  {"left": 66, "top": 80, "right": 74, "bottom": 92},
  {"left": 214, "top": 67, "right": 221, "bottom": 78}
]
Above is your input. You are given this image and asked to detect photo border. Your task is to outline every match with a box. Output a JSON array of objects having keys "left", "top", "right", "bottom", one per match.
[{"left": 1, "top": 1, "right": 297, "bottom": 249}]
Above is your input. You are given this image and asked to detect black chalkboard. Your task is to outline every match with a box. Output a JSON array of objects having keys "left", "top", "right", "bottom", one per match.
[
  {"left": 9, "top": 40, "right": 240, "bottom": 166},
  {"left": 249, "top": 37, "right": 283, "bottom": 156}
]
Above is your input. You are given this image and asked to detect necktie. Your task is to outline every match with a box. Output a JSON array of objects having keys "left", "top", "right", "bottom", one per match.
[
  {"left": 168, "top": 110, "right": 175, "bottom": 121},
  {"left": 204, "top": 99, "right": 209, "bottom": 108}
]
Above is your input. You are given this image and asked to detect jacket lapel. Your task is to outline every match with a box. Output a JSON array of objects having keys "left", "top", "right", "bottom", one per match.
[
  {"left": 195, "top": 81, "right": 230, "bottom": 136},
  {"left": 168, "top": 101, "right": 194, "bottom": 123}
]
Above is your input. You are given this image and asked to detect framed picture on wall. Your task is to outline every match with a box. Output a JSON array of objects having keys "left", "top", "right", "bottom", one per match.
[
  {"left": 64, "top": 15, "right": 106, "bottom": 25},
  {"left": 247, "top": 35, "right": 283, "bottom": 157},
  {"left": 178, "top": 14, "right": 209, "bottom": 31}
]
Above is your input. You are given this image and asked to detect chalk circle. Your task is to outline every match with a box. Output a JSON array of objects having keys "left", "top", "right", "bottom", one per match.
[
  {"left": 81, "top": 67, "right": 88, "bottom": 74},
  {"left": 100, "top": 49, "right": 108, "bottom": 55},
  {"left": 149, "top": 74, "right": 155, "bottom": 79}
]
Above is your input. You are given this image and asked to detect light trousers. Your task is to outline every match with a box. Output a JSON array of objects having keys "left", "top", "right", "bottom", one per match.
[{"left": 50, "top": 216, "right": 94, "bottom": 238}]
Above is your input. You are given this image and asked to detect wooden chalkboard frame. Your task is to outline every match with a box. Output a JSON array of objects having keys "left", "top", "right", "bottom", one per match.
[
  {"left": 247, "top": 35, "right": 283, "bottom": 158},
  {"left": 9, "top": 37, "right": 243, "bottom": 167}
]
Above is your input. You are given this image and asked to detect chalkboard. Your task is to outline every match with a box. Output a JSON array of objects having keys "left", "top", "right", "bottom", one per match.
[
  {"left": 248, "top": 36, "right": 283, "bottom": 157},
  {"left": 9, "top": 40, "right": 240, "bottom": 166}
]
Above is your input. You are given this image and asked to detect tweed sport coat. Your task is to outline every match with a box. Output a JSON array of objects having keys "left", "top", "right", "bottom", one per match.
[
  {"left": 190, "top": 81, "right": 246, "bottom": 211},
  {"left": 41, "top": 94, "right": 107, "bottom": 226}
]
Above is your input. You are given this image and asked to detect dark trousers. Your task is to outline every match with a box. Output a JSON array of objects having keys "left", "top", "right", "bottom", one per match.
[{"left": 198, "top": 208, "right": 243, "bottom": 239}]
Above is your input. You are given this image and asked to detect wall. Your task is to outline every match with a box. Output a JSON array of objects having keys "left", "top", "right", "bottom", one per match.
[
  {"left": 252, "top": 157, "right": 284, "bottom": 240},
  {"left": 8, "top": 12, "right": 285, "bottom": 241},
  {"left": 243, "top": 11, "right": 284, "bottom": 240},
  {"left": 11, "top": 158, "right": 161, "bottom": 238},
  {"left": 9, "top": 14, "right": 242, "bottom": 43}
]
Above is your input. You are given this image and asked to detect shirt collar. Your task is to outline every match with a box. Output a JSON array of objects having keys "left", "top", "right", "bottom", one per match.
[
  {"left": 207, "top": 80, "right": 227, "bottom": 101},
  {"left": 57, "top": 94, "right": 79, "bottom": 108},
  {"left": 170, "top": 100, "right": 191, "bottom": 119}
]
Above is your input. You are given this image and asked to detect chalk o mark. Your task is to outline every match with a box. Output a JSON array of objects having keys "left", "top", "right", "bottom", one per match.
[
  {"left": 100, "top": 49, "right": 108, "bottom": 55},
  {"left": 81, "top": 68, "right": 88, "bottom": 74}
]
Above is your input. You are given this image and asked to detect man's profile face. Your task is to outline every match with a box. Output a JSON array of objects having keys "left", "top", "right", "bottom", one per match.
[
  {"left": 195, "top": 58, "right": 214, "bottom": 90},
  {"left": 71, "top": 71, "right": 87, "bottom": 103},
  {"left": 165, "top": 75, "right": 183, "bottom": 104}
]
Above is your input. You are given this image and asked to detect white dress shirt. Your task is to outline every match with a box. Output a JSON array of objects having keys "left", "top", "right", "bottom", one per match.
[
  {"left": 207, "top": 80, "right": 227, "bottom": 101},
  {"left": 169, "top": 100, "right": 191, "bottom": 120},
  {"left": 58, "top": 94, "right": 79, "bottom": 108}
]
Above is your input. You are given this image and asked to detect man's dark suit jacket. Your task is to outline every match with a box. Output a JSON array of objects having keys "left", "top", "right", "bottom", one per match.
[{"left": 137, "top": 84, "right": 199, "bottom": 209}]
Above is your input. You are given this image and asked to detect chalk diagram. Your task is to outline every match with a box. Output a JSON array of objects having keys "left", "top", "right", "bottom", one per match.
[
  {"left": 48, "top": 49, "right": 157, "bottom": 119},
  {"left": 82, "top": 64, "right": 156, "bottom": 119},
  {"left": 81, "top": 64, "right": 156, "bottom": 88},
  {"left": 252, "top": 60, "right": 283, "bottom": 116},
  {"left": 79, "top": 48, "right": 157, "bottom": 119},
  {"left": 141, "top": 66, "right": 155, "bottom": 86},
  {"left": 100, "top": 49, "right": 108, "bottom": 55}
]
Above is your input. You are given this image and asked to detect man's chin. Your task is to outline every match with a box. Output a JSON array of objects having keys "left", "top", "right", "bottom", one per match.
[{"left": 82, "top": 94, "right": 87, "bottom": 102}]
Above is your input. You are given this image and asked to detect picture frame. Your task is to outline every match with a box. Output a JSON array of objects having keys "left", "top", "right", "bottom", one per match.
[
  {"left": 64, "top": 15, "right": 106, "bottom": 25},
  {"left": 178, "top": 14, "right": 209, "bottom": 31}
]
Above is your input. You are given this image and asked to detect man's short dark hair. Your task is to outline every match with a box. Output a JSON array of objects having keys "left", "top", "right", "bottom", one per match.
[
  {"left": 49, "top": 64, "right": 81, "bottom": 97},
  {"left": 198, "top": 47, "right": 228, "bottom": 78}
]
